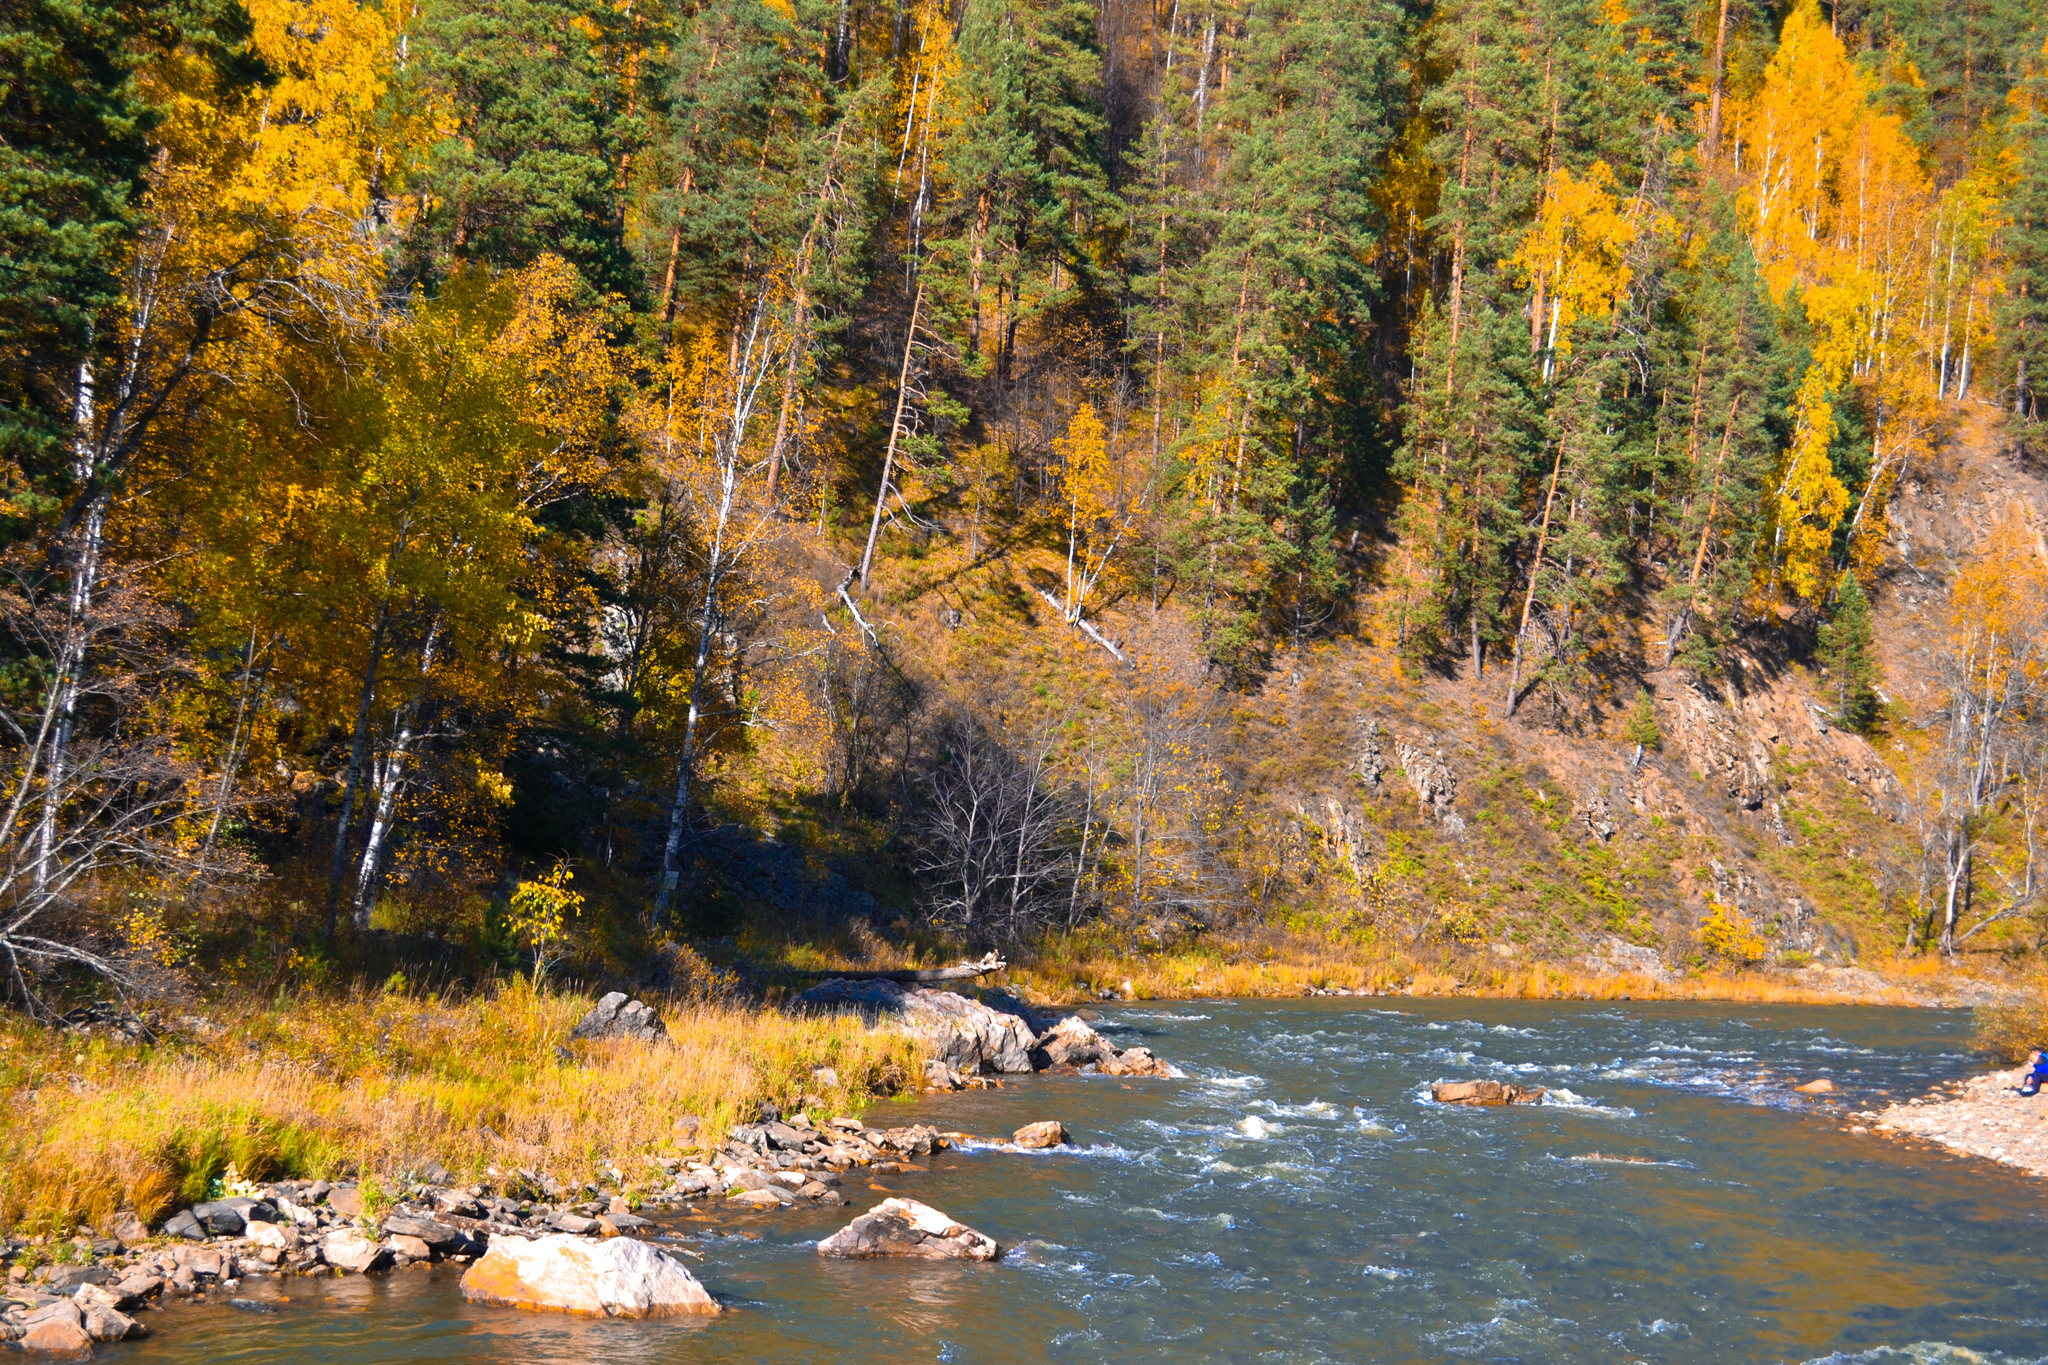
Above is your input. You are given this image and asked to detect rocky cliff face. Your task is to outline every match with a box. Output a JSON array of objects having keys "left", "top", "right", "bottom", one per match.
[{"left": 1228, "top": 404, "right": 2043, "bottom": 976}]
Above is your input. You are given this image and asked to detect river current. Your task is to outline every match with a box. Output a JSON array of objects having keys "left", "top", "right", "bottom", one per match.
[{"left": 121, "top": 1000, "right": 2047, "bottom": 1364}]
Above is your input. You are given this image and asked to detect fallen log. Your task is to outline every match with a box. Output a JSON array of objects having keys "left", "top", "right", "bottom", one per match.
[{"left": 761, "top": 953, "right": 1007, "bottom": 983}]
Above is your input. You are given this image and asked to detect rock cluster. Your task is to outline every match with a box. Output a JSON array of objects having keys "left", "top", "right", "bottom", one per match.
[
  {"left": 1030, "top": 1014, "right": 1174, "bottom": 1076},
  {"left": 792, "top": 982, "right": 1179, "bottom": 1082},
  {"left": 1868, "top": 1068, "right": 2048, "bottom": 1177},
  {"left": 1431, "top": 1080, "right": 1548, "bottom": 1106},
  {"left": 816, "top": 1199, "right": 999, "bottom": 1261},
  {"left": 669, "top": 1109, "right": 962, "bottom": 1214}
]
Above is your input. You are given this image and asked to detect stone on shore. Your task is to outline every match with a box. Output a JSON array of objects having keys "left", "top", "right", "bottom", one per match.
[
  {"left": 1012, "top": 1120, "right": 1070, "bottom": 1149},
  {"left": 570, "top": 992, "right": 667, "bottom": 1043},
  {"left": 459, "top": 1234, "right": 719, "bottom": 1317},
  {"left": 18, "top": 1300, "right": 93, "bottom": 1355},
  {"left": 1432, "top": 1080, "right": 1547, "bottom": 1106},
  {"left": 322, "top": 1228, "right": 392, "bottom": 1274},
  {"left": 817, "top": 1199, "right": 999, "bottom": 1261}
]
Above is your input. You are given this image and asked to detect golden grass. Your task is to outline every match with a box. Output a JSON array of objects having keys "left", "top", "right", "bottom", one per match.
[
  {"left": 0, "top": 978, "right": 922, "bottom": 1238},
  {"left": 1003, "top": 932, "right": 1988, "bottom": 1007}
]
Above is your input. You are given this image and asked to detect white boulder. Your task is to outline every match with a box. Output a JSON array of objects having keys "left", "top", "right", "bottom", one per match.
[{"left": 459, "top": 1234, "right": 720, "bottom": 1317}]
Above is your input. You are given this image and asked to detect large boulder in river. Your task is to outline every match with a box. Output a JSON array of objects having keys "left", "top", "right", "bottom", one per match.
[
  {"left": 570, "top": 992, "right": 666, "bottom": 1043},
  {"left": 1033, "top": 1015, "right": 1177, "bottom": 1077},
  {"left": 1012, "top": 1120, "right": 1069, "bottom": 1149},
  {"left": 816, "top": 1199, "right": 999, "bottom": 1261},
  {"left": 1431, "top": 1080, "right": 1547, "bottom": 1106},
  {"left": 460, "top": 1234, "right": 720, "bottom": 1317},
  {"left": 791, "top": 980, "right": 1037, "bottom": 1074}
]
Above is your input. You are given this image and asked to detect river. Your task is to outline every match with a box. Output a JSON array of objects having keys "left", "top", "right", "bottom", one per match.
[{"left": 118, "top": 999, "right": 2047, "bottom": 1364}]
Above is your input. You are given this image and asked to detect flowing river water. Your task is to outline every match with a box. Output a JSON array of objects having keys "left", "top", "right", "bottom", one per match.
[{"left": 119, "top": 1000, "right": 2048, "bottom": 1364}]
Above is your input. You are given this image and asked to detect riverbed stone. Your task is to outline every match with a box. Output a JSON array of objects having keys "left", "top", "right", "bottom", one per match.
[
  {"left": 459, "top": 1234, "right": 718, "bottom": 1317},
  {"left": 1793, "top": 1078, "right": 1835, "bottom": 1093},
  {"left": 1012, "top": 1121, "right": 1070, "bottom": 1149},
  {"left": 817, "top": 1199, "right": 999, "bottom": 1261},
  {"left": 388, "top": 1235, "right": 433, "bottom": 1261},
  {"left": 162, "top": 1210, "right": 202, "bottom": 1241},
  {"left": 1431, "top": 1080, "right": 1547, "bottom": 1106}
]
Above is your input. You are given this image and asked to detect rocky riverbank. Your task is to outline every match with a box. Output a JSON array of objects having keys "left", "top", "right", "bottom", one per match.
[
  {"left": 0, "top": 986, "right": 1173, "bottom": 1354},
  {"left": 1865, "top": 1067, "right": 2048, "bottom": 1177}
]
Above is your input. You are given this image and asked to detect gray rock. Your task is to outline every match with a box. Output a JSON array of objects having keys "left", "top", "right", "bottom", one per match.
[
  {"left": 162, "top": 1209, "right": 203, "bottom": 1241},
  {"left": 816, "top": 1199, "right": 999, "bottom": 1260},
  {"left": 41, "top": 1264, "right": 106, "bottom": 1292},
  {"left": 381, "top": 1216, "right": 462, "bottom": 1251},
  {"left": 790, "top": 980, "right": 1035, "bottom": 1074},
  {"left": 543, "top": 1212, "right": 599, "bottom": 1235},
  {"left": 82, "top": 1303, "right": 143, "bottom": 1341},
  {"left": 569, "top": 992, "right": 666, "bottom": 1042}
]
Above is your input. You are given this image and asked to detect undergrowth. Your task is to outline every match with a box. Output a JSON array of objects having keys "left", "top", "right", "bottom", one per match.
[{"left": 0, "top": 978, "right": 921, "bottom": 1238}]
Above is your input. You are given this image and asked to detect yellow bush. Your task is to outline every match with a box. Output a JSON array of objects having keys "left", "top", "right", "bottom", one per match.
[{"left": 1698, "top": 904, "right": 1768, "bottom": 966}]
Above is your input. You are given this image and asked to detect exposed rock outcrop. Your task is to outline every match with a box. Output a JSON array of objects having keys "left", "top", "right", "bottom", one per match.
[
  {"left": 569, "top": 993, "right": 666, "bottom": 1043},
  {"left": 816, "top": 1199, "right": 999, "bottom": 1261},
  {"left": 791, "top": 979, "right": 1040, "bottom": 1074},
  {"left": 1396, "top": 742, "right": 1465, "bottom": 834}
]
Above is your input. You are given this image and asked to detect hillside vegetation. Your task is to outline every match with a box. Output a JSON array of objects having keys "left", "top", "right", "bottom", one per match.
[{"left": 0, "top": 0, "right": 2045, "bottom": 1014}]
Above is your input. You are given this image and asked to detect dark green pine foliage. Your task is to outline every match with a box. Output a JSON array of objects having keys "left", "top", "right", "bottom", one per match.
[
  {"left": 1997, "top": 60, "right": 2048, "bottom": 421},
  {"left": 1140, "top": 0, "right": 1405, "bottom": 672},
  {"left": 0, "top": 0, "right": 148, "bottom": 499},
  {"left": 1650, "top": 216, "right": 1784, "bottom": 674},
  {"left": 1815, "top": 571, "right": 1880, "bottom": 731},
  {"left": 403, "top": 0, "right": 645, "bottom": 300},
  {"left": 0, "top": 0, "right": 262, "bottom": 530},
  {"left": 650, "top": 0, "right": 844, "bottom": 329},
  {"left": 936, "top": 0, "right": 1108, "bottom": 373}
]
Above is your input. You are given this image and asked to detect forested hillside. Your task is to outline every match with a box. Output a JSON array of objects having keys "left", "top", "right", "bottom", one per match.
[{"left": 3, "top": 0, "right": 2047, "bottom": 1002}]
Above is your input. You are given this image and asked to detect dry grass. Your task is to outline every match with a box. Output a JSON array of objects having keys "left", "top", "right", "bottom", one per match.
[
  {"left": 0, "top": 978, "right": 923, "bottom": 1238},
  {"left": 1004, "top": 931, "right": 1983, "bottom": 1007},
  {"left": 1973, "top": 978, "right": 2048, "bottom": 1062}
]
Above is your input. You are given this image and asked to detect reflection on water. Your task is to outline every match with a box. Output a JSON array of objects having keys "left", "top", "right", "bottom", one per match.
[{"left": 113, "top": 1000, "right": 2048, "bottom": 1364}]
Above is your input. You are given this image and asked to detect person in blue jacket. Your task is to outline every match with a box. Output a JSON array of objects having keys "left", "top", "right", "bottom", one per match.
[{"left": 2020, "top": 1049, "right": 2048, "bottom": 1097}]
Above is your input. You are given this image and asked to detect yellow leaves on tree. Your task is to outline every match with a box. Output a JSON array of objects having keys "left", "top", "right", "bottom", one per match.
[
  {"left": 1055, "top": 404, "right": 1147, "bottom": 624},
  {"left": 1771, "top": 368, "right": 1851, "bottom": 602},
  {"left": 1948, "top": 511, "right": 2048, "bottom": 685},
  {"left": 1730, "top": 0, "right": 1935, "bottom": 385},
  {"left": 1505, "top": 160, "right": 1641, "bottom": 368}
]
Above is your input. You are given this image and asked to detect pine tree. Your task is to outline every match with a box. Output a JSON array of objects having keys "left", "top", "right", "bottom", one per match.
[
  {"left": 403, "top": 0, "right": 645, "bottom": 298},
  {"left": 1815, "top": 571, "right": 1880, "bottom": 730}
]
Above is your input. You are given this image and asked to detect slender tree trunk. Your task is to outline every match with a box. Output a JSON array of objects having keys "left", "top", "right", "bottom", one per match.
[
  {"left": 326, "top": 603, "right": 389, "bottom": 934},
  {"left": 858, "top": 280, "right": 925, "bottom": 586},
  {"left": 351, "top": 620, "right": 440, "bottom": 926}
]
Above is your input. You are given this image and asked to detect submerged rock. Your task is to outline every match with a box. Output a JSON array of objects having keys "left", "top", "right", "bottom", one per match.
[
  {"left": 459, "top": 1234, "right": 719, "bottom": 1318},
  {"left": 1431, "top": 1080, "right": 1547, "bottom": 1106},
  {"left": 816, "top": 1199, "right": 999, "bottom": 1261},
  {"left": 1793, "top": 1078, "right": 1835, "bottom": 1093}
]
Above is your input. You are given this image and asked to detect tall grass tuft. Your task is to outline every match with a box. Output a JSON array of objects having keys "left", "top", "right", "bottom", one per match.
[{"left": 0, "top": 978, "right": 921, "bottom": 1237}]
